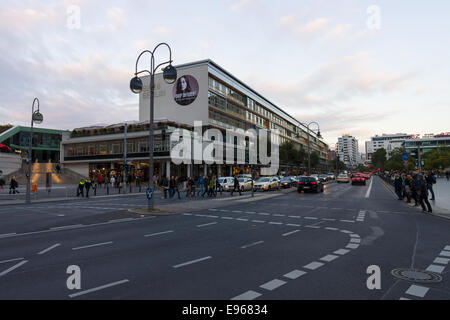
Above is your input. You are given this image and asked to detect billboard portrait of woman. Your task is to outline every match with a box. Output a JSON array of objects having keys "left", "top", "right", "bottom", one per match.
[{"left": 173, "top": 75, "right": 199, "bottom": 106}]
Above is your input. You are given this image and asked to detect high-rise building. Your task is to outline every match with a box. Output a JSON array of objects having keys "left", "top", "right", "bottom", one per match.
[
  {"left": 365, "top": 133, "right": 412, "bottom": 162},
  {"left": 338, "top": 135, "right": 358, "bottom": 168}
]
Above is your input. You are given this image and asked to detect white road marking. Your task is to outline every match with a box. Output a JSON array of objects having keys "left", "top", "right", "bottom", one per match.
[
  {"left": 426, "top": 265, "right": 445, "bottom": 274},
  {"left": 399, "top": 297, "right": 411, "bottom": 300},
  {"left": 340, "top": 220, "right": 355, "bottom": 223},
  {"left": 38, "top": 243, "right": 61, "bottom": 255},
  {"left": 108, "top": 218, "right": 134, "bottom": 223},
  {"left": 340, "top": 230, "right": 353, "bottom": 234},
  {"left": 286, "top": 223, "right": 301, "bottom": 227},
  {"left": 365, "top": 178, "right": 373, "bottom": 198},
  {"left": 0, "top": 257, "right": 25, "bottom": 264},
  {"left": 433, "top": 257, "right": 450, "bottom": 265},
  {"left": 260, "top": 279, "right": 286, "bottom": 291},
  {"left": 322, "top": 218, "right": 335, "bottom": 221},
  {"left": 144, "top": 230, "right": 174, "bottom": 237},
  {"left": 303, "top": 262, "right": 324, "bottom": 270},
  {"left": 283, "top": 270, "right": 306, "bottom": 279},
  {"left": 231, "top": 290, "right": 261, "bottom": 300},
  {"left": 173, "top": 256, "right": 212, "bottom": 268},
  {"left": 439, "top": 250, "right": 450, "bottom": 257},
  {"left": 208, "top": 215, "right": 219, "bottom": 218},
  {"left": 334, "top": 249, "right": 350, "bottom": 255},
  {"left": 241, "top": 241, "right": 264, "bottom": 249},
  {"left": 305, "top": 226, "right": 320, "bottom": 229},
  {"left": 346, "top": 244, "right": 359, "bottom": 249},
  {"left": 182, "top": 213, "right": 193, "bottom": 216},
  {"left": 445, "top": 245, "right": 450, "bottom": 251},
  {"left": 0, "top": 233, "right": 17, "bottom": 238},
  {"left": 72, "top": 241, "right": 113, "bottom": 251},
  {"left": 268, "top": 222, "right": 282, "bottom": 225},
  {"left": 350, "top": 238, "right": 361, "bottom": 243},
  {"left": 350, "top": 234, "right": 360, "bottom": 238},
  {"left": 221, "top": 216, "right": 234, "bottom": 220},
  {"left": 320, "top": 254, "right": 339, "bottom": 262},
  {"left": 0, "top": 260, "right": 28, "bottom": 277},
  {"left": 69, "top": 279, "right": 129, "bottom": 298},
  {"left": 325, "top": 227, "right": 338, "bottom": 231},
  {"left": 236, "top": 218, "right": 249, "bottom": 222},
  {"left": 405, "top": 285, "right": 429, "bottom": 298},
  {"left": 252, "top": 220, "right": 265, "bottom": 223},
  {"left": 304, "top": 217, "right": 318, "bottom": 220},
  {"left": 288, "top": 215, "right": 300, "bottom": 218},
  {"left": 282, "top": 230, "right": 300, "bottom": 237},
  {"left": 258, "top": 213, "right": 270, "bottom": 216},
  {"left": 273, "top": 214, "right": 285, "bottom": 217},
  {"left": 51, "top": 224, "right": 82, "bottom": 230},
  {"left": 197, "top": 222, "right": 218, "bottom": 227},
  {"left": 232, "top": 210, "right": 242, "bottom": 213},
  {"left": 246, "top": 211, "right": 256, "bottom": 214}
]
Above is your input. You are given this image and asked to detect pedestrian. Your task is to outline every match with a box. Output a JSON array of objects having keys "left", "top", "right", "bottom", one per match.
[
  {"left": 55, "top": 163, "right": 61, "bottom": 174},
  {"left": 9, "top": 176, "right": 18, "bottom": 194},
  {"left": 98, "top": 174, "right": 103, "bottom": 188},
  {"left": 446, "top": 170, "right": 450, "bottom": 181},
  {"left": 0, "top": 176, "right": 5, "bottom": 190},
  {"left": 404, "top": 175, "right": 413, "bottom": 203},
  {"left": 394, "top": 174, "right": 403, "bottom": 200},
  {"left": 197, "top": 175, "right": 205, "bottom": 197},
  {"left": 85, "top": 177, "right": 92, "bottom": 198},
  {"left": 160, "top": 176, "right": 168, "bottom": 199},
  {"left": 410, "top": 173, "right": 419, "bottom": 206},
  {"left": 175, "top": 176, "right": 182, "bottom": 199},
  {"left": 92, "top": 178, "right": 98, "bottom": 196},
  {"left": 110, "top": 176, "right": 116, "bottom": 189},
  {"left": 230, "top": 174, "right": 241, "bottom": 196},
  {"left": 77, "top": 179, "right": 85, "bottom": 197},
  {"left": 417, "top": 174, "right": 432, "bottom": 213},
  {"left": 215, "top": 175, "right": 222, "bottom": 196},
  {"left": 208, "top": 175, "right": 216, "bottom": 197},
  {"left": 203, "top": 175, "right": 209, "bottom": 197},
  {"left": 425, "top": 171, "right": 436, "bottom": 200},
  {"left": 169, "top": 176, "right": 176, "bottom": 198}
]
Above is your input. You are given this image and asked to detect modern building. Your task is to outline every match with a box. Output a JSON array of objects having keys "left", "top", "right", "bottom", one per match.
[
  {"left": 365, "top": 133, "right": 412, "bottom": 161},
  {"left": 61, "top": 59, "right": 329, "bottom": 179},
  {"left": 403, "top": 133, "right": 450, "bottom": 158},
  {"left": 0, "top": 125, "right": 68, "bottom": 163},
  {"left": 338, "top": 135, "right": 358, "bottom": 168}
]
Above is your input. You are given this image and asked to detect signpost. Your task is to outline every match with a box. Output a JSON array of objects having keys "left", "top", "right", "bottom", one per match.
[{"left": 146, "top": 187, "right": 153, "bottom": 200}]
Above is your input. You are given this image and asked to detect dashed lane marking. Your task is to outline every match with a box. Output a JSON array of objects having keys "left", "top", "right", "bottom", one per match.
[
  {"left": 0, "top": 257, "right": 25, "bottom": 264},
  {"left": 433, "top": 257, "right": 450, "bottom": 265},
  {"left": 173, "top": 256, "right": 212, "bottom": 268},
  {"left": 197, "top": 222, "right": 218, "bottom": 227},
  {"left": 0, "top": 260, "right": 28, "bottom": 277},
  {"left": 260, "top": 279, "right": 286, "bottom": 291},
  {"left": 231, "top": 290, "right": 262, "bottom": 300},
  {"left": 334, "top": 249, "right": 350, "bottom": 255},
  {"left": 283, "top": 270, "right": 306, "bottom": 280},
  {"left": 282, "top": 230, "right": 300, "bottom": 237},
  {"left": 69, "top": 279, "right": 129, "bottom": 298},
  {"left": 144, "top": 230, "right": 174, "bottom": 237},
  {"left": 72, "top": 241, "right": 113, "bottom": 251},
  {"left": 38, "top": 243, "right": 61, "bottom": 255},
  {"left": 405, "top": 285, "right": 429, "bottom": 298},
  {"left": 303, "top": 262, "right": 324, "bottom": 270},
  {"left": 241, "top": 241, "right": 264, "bottom": 249},
  {"left": 320, "top": 254, "right": 339, "bottom": 262},
  {"left": 426, "top": 265, "right": 445, "bottom": 274}
]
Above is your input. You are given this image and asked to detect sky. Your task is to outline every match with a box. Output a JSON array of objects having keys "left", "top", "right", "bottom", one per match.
[{"left": 1, "top": 0, "right": 449, "bottom": 152}]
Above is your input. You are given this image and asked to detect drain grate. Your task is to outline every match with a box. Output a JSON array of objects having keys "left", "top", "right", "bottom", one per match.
[{"left": 391, "top": 268, "right": 442, "bottom": 283}]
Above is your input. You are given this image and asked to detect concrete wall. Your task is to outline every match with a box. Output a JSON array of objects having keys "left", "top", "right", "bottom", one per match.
[{"left": 0, "top": 152, "right": 22, "bottom": 175}]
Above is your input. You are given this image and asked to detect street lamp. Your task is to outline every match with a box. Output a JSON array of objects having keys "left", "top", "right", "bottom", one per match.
[
  {"left": 26, "top": 98, "right": 43, "bottom": 204},
  {"left": 301, "top": 121, "right": 321, "bottom": 176},
  {"left": 130, "top": 43, "right": 176, "bottom": 211}
]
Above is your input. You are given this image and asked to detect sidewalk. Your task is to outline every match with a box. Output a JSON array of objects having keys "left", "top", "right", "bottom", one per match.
[{"left": 378, "top": 176, "right": 450, "bottom": 220}]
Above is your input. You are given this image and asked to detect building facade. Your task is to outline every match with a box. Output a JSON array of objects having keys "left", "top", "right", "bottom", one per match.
[
  {"left": 365, "top": 133, "right": 412, "bottom": 161},
  {"left": 0, "top": 126, "right": 68, "bottom": 163},
  {"left": 338, "top": 135, "right": 358, "bottom": 168},
  {"left": 61, "top": 59, "right": 329, "bottom": 179},
  {"left": 403, "top": 133, "right": 450, "bottom": 158}
]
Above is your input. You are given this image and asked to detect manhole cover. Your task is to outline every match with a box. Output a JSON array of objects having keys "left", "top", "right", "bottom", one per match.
[{"left": 391, "top": 268, "right": 442, "bottom": 283}]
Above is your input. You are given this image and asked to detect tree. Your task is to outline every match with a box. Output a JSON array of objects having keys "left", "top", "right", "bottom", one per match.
[
  {"left": 423, "top": 147, "right": 450, "bottom": 171},
  {"left": 0, "top": 124, "right": 13, "bottom": 134},
  {"left": 385, "top": 147, "right": 415, "bottom": 171},
  {"left": 328, "top": 159, "right": 346, "bottom": 171},
  {"left": 371, "top": 148, "right": 387, "bottom": 170},
  {"left": 310, "top": 151, "right": 320, "bottom": 169}
]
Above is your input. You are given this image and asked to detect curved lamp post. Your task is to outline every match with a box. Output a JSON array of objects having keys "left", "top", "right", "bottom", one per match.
[
  {"left": 302, "top": 121, "right": 322, "bottom": 176},
  {"left": 130, "top": 43, "right": 177, "bottom": 211},
  {"left": 26, "top": 98, "right": 43, "bottom": 204}
]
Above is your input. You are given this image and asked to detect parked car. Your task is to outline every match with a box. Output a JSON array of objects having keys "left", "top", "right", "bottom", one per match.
[
  {"left": 218, "top": 176, "right": 235, "bottom": 191},
  {"left": 336, "top": 174, "right": 350, "bottom": 183},
  {"left": 327, "top": 173, "right": 335, "bottom": 180},
  {"left": 238, "top": 177, "right": 254, "bottom": 191},
  {"left": 297, "top": 176, "right": 324, "bottom": 193},
  {"left": 318, "top": 174, "right": 329, "bottom": 182},
  {"left": 253, "top": 177, "right": 279, "bottom": 191},
  {"left": 280, "top": 177, "right": 295, "bottom": 188},
  {"left": 351, "top": 174, "right": 367, "bottom": 186}
]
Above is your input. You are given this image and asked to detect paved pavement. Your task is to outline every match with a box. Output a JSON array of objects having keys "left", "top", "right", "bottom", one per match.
[
  {"left": 430, "top": 178, "right": 450, "bottom": 211},
  {"left": 0, "top": 176, "right": 449, "bottom": 300}
]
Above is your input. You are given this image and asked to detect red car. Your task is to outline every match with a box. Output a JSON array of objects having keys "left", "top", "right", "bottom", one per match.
[{"left": 351, "top": 174, "right": 366, "bottom": 186}]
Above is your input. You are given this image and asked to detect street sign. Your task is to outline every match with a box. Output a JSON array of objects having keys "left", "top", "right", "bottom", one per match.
[
  {"left": 146, "top": 187, "right": 153, "bottom": 200},
  {"left": 402, "top": 153, "right": 409, "bottom": 161}
]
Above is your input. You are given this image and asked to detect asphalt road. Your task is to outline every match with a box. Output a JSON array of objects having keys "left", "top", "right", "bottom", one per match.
[{"left": 0, "top": 176, "right": 449, "bottom": 300}]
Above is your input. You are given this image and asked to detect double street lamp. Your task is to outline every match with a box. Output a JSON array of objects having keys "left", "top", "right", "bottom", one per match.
[
  {"left": 26, "top": 98, "right": 43, "bottom": 204},
  {"left": 130, "top": 43, "right": 177, "bottom": 211},
  {"left": 302, "top": 121, "right": 322, "bottom": 176}
]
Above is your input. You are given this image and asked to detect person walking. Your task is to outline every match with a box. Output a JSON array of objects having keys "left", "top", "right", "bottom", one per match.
[
  {"left": 417, "top": 174, "right": 432, "bottom": 213},
  {"left": 230, "top": 174, "right": 241, "bottom": 196},
  {"left": 77, "top": 179, "right": 85, "bottom": 197},
  {"left": 0, "top": 176, "right": 5, "bottom": 190},
  {"left": 208, "top": 175, "right": 216, "bottom": 197},
  {"left": 404, "top": 175, "right": 413, "bottom": 203},
  {"left": 85, "top": 178, "right": 92, "bottom": 198},
  {"left": 9, "top": 176, "right": 18, "bottom": 194},
  {"left": 175, "top": 176, "right": 182, "bottom": 199},
  {"left": 197, "top": 175, "right": 205, "bottom": 197},
  {"left": 203, "top": 175, "right": 209, "bottom": 197},
  {"left": 394, "top": 174, "right": 403, "bottom": 200},
  {"left": 425, "top": 171, "right": 436, "bottom": 200},
  {"left": 168, "top": 176, "right": 176, "bottom": 199},
  {"left": 215, "top": 175, "right": 222, "bottom": 196},
  {"left": 97, "top": 174, "right": 103, "bottom": 188},
  {"left": 410, "top": 173, "right": 419, "bottom": 206}
]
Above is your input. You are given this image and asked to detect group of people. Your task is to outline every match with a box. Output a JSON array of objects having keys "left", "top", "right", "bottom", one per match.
[
  {"left": 0, "top": 176, "right": 19, "bottom": 194},
  {"left": 393, "top": 171, "right": 436, "bottom": 213}
]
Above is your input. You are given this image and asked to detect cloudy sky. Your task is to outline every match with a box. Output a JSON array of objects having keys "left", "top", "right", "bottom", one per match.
[{"left": 1, "top": 0, "right": 449, "bottom": 151}]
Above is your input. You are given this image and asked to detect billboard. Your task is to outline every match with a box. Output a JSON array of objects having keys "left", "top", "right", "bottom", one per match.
[{"left": 173, "top": 75, "right": 199, "bottom": 106}]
